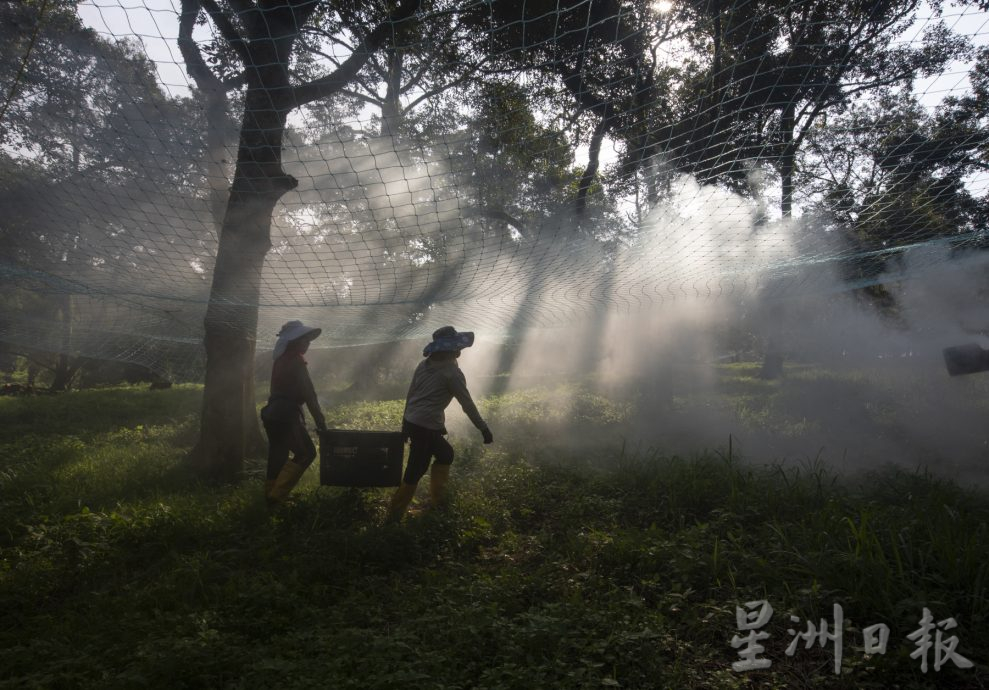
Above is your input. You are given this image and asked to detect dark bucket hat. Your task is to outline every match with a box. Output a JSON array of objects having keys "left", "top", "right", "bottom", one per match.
[{"left": 423, "top": 325, "right": 474, "bottom": 356}]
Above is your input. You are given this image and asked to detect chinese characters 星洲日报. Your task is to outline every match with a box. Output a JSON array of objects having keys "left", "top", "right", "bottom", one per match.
[{"left": 730, "top": 600, "right": 973, "bottom": 674}]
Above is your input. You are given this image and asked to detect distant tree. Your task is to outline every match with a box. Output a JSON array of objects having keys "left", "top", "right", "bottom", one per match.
[
  {"left": 662, "top": 0, "right": 966, "bottom": 216},
  {"left": 801, "top": 90, "right": 989, "bottom": 262},
  {"left": 0, "top": 0, "right": 205, "bottom": 391},
  {"left": 306, "top": 1, "right": 490, "bottom": 141},
  {"left": 472, "top": 0, "right": 671, "bottom": 226}
]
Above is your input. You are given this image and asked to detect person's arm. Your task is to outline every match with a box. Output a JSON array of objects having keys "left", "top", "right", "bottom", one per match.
[
  {"left": 296, "top": 360, "right": 327, "bottom": 432},
  {"left": 449, "top": 369, "right": 493, "bottom": 443}
]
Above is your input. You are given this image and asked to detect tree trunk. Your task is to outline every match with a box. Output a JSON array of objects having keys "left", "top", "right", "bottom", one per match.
[
  {"left": 759, "top": 345, "right": 784, "bottom": 379},
  {"left": 50, "top": 353, "right": 80, "bottom": 392},
  {"left": 780, "top": 102, "right": 795, "bottom": 218},
  {"left": 50, "top": 293, "right": 78, "bottom": 392},
  {"left": 206, "top": 92, "right": 266, "bottom": 458},
  {"left": 576, "top": 117, "right": 608, "bottom": 220},
  {"left": 764, "top": 106, "right": 797, "bottom": 377},
  {"left": 381, "top": 47, "right": 404, "bottom": 139},
  {"left": 195, "top": 193, "right": 277, "bottom": 477},
  {"left": 192, "top": 83, "right": 295, "bottom": 479},
  {"left": 205, "top": 92, "right": 231, "bottom": 234},
  {"left": 759, "top": 304, "right": 785, "bottom": 380}
]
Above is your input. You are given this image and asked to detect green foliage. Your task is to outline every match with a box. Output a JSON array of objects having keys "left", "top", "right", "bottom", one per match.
[
  {"left": 0, "top": 385, "right": 987, "bottom": 688},
  {"left": 485, "top": 384, "right": 632, "bottom": 428},
  {"left": 0, "top": 384, "right": 201, "bottom": 442},
  {"left": 323, "top": 399, "right": 405, "bottom": 431}
]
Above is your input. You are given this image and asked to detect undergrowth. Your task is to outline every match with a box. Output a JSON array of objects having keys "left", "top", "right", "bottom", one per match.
[{"left": 0, "top": 383, "right": 986, "bottom": 688}]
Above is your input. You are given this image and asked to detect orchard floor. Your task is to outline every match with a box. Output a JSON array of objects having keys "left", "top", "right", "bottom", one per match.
[{"left": 0, "top": 374, "right": 987, "bottom": 688}]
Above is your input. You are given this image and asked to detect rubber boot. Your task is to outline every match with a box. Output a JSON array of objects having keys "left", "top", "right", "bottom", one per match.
[
  {"left": 429, "top": 463, "right": 451, "bottom": 510},
  {"left": 386, "top": 482, "right": 418, "bottom": 523},
  {"left": 267, "top": 460, "right": 307, "bottom": 506}
]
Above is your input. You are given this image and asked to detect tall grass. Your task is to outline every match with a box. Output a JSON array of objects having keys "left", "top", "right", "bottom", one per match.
[{"left": 0, "top": 383, "right": 986, "bottom": 688}]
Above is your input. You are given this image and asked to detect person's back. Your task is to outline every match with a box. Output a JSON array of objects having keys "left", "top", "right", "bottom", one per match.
[{"left": 404, "top": 355, "right": 486, "bottom": 432}]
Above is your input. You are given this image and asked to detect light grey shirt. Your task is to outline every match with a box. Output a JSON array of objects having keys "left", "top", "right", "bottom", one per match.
[{"left": 403, "top": 358, "right": 488, "bottom": 432}]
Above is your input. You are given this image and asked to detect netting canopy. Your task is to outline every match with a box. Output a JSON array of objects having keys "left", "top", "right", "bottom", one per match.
[{"left": 2, "top": 0, "right": 989, "bottom": 379}]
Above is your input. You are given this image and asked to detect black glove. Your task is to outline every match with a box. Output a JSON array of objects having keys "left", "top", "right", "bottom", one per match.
[{"left": 481, "top": 427, "right": 493, "bottom": 445}]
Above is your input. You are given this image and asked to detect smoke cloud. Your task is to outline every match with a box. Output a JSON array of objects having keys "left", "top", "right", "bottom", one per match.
[{"left": 430, "top": 176, "right": 989, "bottom": 485}]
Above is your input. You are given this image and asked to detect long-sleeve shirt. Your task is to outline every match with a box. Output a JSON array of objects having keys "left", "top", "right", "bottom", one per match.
[
  {"left": 403, "top": 358, "right": 487, "bottom": 432},
  {"left": 269, "top": 353, "right": 325, "bottom": 429}
]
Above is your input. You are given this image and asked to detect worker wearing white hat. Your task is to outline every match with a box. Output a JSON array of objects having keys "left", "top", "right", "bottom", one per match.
[{"left": 260, "top": 320, "right": 327, "bottom": 505}]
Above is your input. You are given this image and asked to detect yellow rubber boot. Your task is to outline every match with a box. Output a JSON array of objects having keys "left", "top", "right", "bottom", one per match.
[
  {"left": 429, "top": 463, "right": 451, "bottom": 510},
  {"left": 267, "top": 460, "right": 307, "bottom": 506},
  {"left": 386, "top": 482, "right": 418, "bottom": 523}
]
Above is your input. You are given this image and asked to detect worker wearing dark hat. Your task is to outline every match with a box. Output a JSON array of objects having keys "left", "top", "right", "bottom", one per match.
[
  {"left": 261, "top": 320, "right": 327, "bottom": 505},
  {"left": 387, "top": 326, "right": 493, "bottom": 522}
]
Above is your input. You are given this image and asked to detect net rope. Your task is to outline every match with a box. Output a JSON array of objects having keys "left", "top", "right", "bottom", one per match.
[{"left": 1, "top": 0, "right": 987, "bottom": 379}]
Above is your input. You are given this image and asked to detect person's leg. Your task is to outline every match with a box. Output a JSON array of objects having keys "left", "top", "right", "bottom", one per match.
[
  {"left": 387, "top": 482, "right": 418, "bottom": 523},
  {"left": 290, "top": 425, "right": 317, "bottom": 469},
  {"left": 268, "top": 424, "right": 316, "bottom": 505},
  {"left": 264, "top": 422, "right": 291, "bottom": 499},
  {"left": 387, "top": 432, "right": 432, "bottom": 523},
  {"left": 428, "top": 436, "right": 455, "bottom": 508}
]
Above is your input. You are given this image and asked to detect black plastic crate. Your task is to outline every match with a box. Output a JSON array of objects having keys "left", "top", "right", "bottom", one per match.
[
  {"left": 319, "top": 429, "right": 404, "bottom": 487},
  {"left": 944, "top": 343, "right": 989, "bottom": 376}
]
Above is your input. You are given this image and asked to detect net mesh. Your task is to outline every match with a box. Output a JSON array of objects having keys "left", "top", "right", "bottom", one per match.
[{"left": 1, "top": 0, "right": 988, "bottom": 379}]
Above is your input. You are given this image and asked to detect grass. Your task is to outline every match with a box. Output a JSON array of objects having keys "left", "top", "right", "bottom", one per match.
[{"left": 0, "top": 378, "right": 987, "bottom": 688}]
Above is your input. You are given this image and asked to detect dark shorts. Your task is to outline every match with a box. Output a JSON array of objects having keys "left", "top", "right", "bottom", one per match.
[
  {"left": 262, "top": 406, "right": 316, "bottom": 479},
  {"left": 402, "top": 419, "right": 454, "bottom": 485}
]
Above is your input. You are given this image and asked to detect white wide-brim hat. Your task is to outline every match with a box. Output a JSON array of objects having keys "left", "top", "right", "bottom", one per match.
[{"left": 273, "top": 320, "right": 322, "bottom": 360}]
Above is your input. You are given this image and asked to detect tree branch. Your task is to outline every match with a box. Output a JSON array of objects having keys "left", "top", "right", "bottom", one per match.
[
  {"left": 301, "top": 27, "right": 357, "bottom": 64},
  {"left": 291, "top": 0, "right": 421, "bottom": 109},
  {"left": 365, "top": 53, "right": 391, "bottom": 83},
  {"left": 224, "top": 0, "right": 256, "bottom": 17},
  {"left": 221, "top": 74, "right": 246, "bottom": 90},
  {"left": 305, "top": 46, "right": 343, "bottom": 70},
  {"left": 400, "top": 56, "right": 435, "bottom": 94},
  {"left": 463, "top": 206, "right": 528, "bottom": 239},
  {"left": 559, "top": 58, "right": 615, "bottom": 123},
  {"left": 404, "top": 68, "right": 484, "bottom": 111},
  {"left": 178, "top": 0, "right": 224, "bottom": 91},
  {"left": 199, "top": 0, "right": 251, "bottom": 65},
  {"left": 338, "top": 87, "right": 384, "bottom": 107}
]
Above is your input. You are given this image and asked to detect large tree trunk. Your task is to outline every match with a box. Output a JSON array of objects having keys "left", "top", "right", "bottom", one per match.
[
  {"left": 206, "top": 95, "right": 266, "bottom": 458},
  {"left": 193, "top": 84, "right": 295, "bottom": 479},
  {"left": 196, "top": 209, "right": 272, "bottom": 477},
  {"left": 179, "top": 0, "right": 264, "bottom": 458}
]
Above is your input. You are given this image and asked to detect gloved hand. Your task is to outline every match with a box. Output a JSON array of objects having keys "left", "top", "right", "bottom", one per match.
[{"left": 481, "top": 427, "right": 493, "bottom": 445}]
